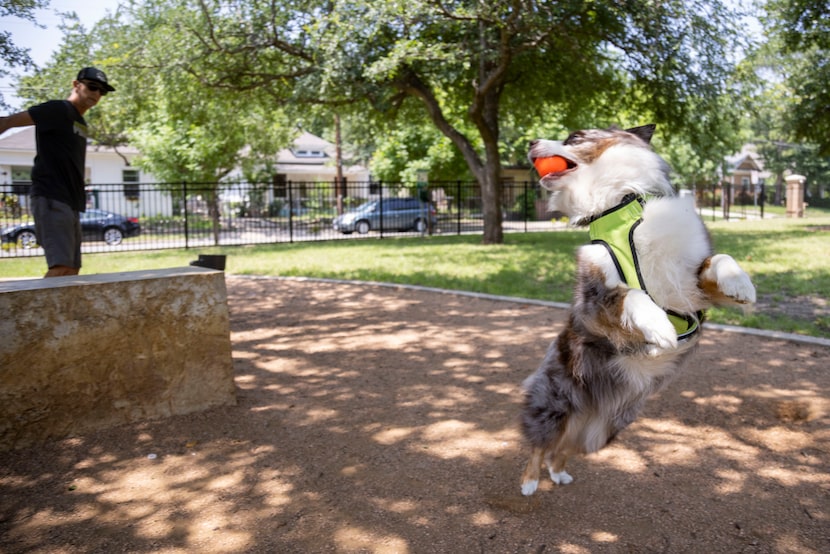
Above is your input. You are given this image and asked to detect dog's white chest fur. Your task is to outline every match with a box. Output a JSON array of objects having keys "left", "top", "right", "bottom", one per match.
[{"left": 632, "top": 196, "right": 711, "bottom": 315}]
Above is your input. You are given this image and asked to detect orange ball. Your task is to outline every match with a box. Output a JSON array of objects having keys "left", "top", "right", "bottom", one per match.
[{"left": 534, "top": 155, "right": 568, "bottom": 176}]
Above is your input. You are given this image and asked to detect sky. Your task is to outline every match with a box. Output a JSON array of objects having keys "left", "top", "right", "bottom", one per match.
[{"left": 0, "top": 0, "right": 122, "bottom": 111}]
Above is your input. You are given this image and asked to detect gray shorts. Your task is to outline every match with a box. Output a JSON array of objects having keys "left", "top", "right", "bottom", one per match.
[{"left": 31, "top": 196, "right": 82, "bottom": 269}]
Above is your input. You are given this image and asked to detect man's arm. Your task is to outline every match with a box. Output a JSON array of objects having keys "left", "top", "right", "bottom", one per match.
[{"left": 0, "top": 111, "right": 35, "bottom": 134}]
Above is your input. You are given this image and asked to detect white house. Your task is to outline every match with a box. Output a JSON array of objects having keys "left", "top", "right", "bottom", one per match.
[
  {"left": 222, "top": 131, "right": 371, "bottom": 210},
  {"left": 0, "top": 127, "right": 371, "bottom": 218},
  {"left": 0, "top": 126, "right": 171, "bottom": 218}
]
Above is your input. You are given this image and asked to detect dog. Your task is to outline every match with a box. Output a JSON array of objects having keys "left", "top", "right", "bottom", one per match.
[{"left": 519, "top": 124, "right": 755, "bottom": 496}]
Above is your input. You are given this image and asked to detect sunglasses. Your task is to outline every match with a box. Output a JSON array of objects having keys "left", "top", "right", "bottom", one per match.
[{"left": 82, "top": 81, "right": 108, "bottom": 95}]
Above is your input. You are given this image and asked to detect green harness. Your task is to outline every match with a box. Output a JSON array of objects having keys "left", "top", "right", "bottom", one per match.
[{"left": 588, "top": 195, "right": 702, "bottom": 341}]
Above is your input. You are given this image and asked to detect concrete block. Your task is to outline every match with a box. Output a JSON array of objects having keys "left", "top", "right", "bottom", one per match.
[{"left": 0, "top": 267, "right": 236, "bottom": 450}]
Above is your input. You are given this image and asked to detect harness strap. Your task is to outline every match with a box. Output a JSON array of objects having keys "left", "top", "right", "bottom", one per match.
[{"left": 588, "top": 195, "right": 702, "bottom": 341}]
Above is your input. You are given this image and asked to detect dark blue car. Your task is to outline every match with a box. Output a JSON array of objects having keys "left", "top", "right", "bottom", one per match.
[{"left": 1, "top": 208, "right": 141, "bottom": 248}]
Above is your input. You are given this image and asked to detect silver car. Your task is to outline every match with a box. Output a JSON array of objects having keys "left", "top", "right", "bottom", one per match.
[{"left": 333, "top": 198, "right": 437, "bottom": 234}]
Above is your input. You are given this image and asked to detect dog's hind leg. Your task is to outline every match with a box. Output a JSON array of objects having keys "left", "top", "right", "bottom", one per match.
[
  {"left": 521, "top": 430, "right": 571, "bottom": 495},
  {"left": 546, "top": 450, "right": 573, "bottom": 485}
]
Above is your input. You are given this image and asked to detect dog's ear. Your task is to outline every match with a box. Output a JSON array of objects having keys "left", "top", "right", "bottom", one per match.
[{"left": 626, "top": 124, "right": 657, "bottom": 144}]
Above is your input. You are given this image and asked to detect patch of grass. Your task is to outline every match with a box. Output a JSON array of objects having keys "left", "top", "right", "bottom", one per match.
[{"left": 2, "top": 209, "right": 828, "bottom": 338}]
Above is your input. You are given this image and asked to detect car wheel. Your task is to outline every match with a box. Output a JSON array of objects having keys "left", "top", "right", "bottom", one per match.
[
  {"left": 414, "top": 218, "right": 426, "bottom": 233},
  {"left": 356, "top": 220, "right": 370, "bottom": 234},
  {"left": 16, "top": 230, "right": 37, "bottom": 249},
  {"left": 103, "top": 227, "right": 124, "bottom": 245}
]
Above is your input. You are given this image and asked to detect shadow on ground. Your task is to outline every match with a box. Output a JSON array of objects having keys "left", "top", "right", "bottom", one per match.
[{"left": 1, "top": 277, "right": 828, "bottom": 553}]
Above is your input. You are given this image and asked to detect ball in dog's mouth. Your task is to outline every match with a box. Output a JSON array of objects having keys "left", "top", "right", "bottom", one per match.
[{"left": 533, "top": 155, "right": 575, "bottom": 176}]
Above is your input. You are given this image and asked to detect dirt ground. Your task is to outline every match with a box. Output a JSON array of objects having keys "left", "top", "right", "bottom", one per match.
[{"left": 1, "top": 277, "right": 828, "bottom": 554}]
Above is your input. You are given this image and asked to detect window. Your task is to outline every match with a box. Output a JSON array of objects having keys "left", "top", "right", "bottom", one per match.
[
  {"left": 292, "top": 149, "right": 326, "bottom": 158},
  {"left": 273, "top": 174, "right": 287, "bottom": 198},
  {"left": 10, "top": 166, "right": 32, "bottom": 195},
  {"left": 123, "top": 169, "right": 140, "bottom": 200}
]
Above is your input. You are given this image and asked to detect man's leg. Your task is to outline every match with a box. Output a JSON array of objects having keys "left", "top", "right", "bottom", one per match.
[
  {"left": 32, "top": 196, "right": 82, "bottom": 278},
  {"left": 45, "top": 265, "right": 80, "bottom": 277}
]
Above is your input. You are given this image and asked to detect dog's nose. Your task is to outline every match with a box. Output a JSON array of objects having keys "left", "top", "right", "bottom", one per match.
[{"left": 529, "top": 140, "right": 539, "bottom": 148}]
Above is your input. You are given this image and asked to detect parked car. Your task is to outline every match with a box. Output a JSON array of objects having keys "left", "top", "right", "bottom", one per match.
[
  {"left": 332, "top": 198, "right": 437, "bottom": 234},
  {"left": 1, "top": 208, "right": 141, "bottom": 248}
]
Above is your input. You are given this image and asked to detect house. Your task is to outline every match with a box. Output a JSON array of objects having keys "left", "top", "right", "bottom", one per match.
[
  {"left": 0, "top": 126, "right": 171, "bottom": 218},
  {"left": 0, "top": 128, "right": 371, "bottom": 218},
  {"left": 724, "top": 144, "right": 772, "bottom": 205},
  {"left": 221, "top": 131, "right": 371, "bottom": 211}
]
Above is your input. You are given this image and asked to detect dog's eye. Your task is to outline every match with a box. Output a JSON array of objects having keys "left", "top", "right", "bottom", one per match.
[{"left": 563, "top": 131, "right": 583, "bottom": 146}]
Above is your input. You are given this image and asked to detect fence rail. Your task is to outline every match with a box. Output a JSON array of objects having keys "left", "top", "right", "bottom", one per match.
[{"left": 0, "top": 180, "right": 767, "bottom": 258}]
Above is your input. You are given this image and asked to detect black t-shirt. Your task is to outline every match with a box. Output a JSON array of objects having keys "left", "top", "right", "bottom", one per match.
[{"left": 28, "top": 100, "right": 88, "bottom": 212}]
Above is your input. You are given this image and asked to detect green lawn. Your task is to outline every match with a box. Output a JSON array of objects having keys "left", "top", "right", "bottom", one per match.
[{"left": 2, "top": 209, "right": 829, "bottom": 337}]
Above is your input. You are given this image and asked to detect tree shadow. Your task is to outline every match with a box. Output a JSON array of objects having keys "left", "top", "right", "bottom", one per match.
[{"left": 1, "top": 277, "right": 827, "bottom": 553}]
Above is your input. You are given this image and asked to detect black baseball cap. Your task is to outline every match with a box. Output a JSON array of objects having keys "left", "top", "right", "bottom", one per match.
[{"left": 76, "top": 67, "right": 116, "bottom": 92}]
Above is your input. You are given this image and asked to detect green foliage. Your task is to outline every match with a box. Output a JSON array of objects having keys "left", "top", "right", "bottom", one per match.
[
  {"left": 11, "top": 0, "right": 755, "bottom": 245},
  {"left": 761, "top": 0, "right": 830, "bottom": 154},
  {"left": 368, "top": 113, "right": 473, "bottom": 182},
  {"left": 0, "top": 0, "right": 49, "bottom": 109},
  {"left": 128, "top": 0, "right": 749, "bottom": 243}
]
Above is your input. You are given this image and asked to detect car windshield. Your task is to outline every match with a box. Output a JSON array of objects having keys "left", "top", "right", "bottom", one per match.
[{"left": 353, "top": 201, "right": 378, "bottom": 213}]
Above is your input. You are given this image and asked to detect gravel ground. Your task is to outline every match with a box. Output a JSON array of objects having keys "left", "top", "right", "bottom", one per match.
[{"left": 1, "top": 277, "right": 828, "bottom": 553}]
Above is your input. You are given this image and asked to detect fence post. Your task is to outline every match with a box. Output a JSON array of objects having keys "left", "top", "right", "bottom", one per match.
[
  {"left": 378, "top": 181, "right": 384, "bottom": 239},
  {"left": 711, "top": 183, "right": 716, "bottom": 223},
  {"left": 723, "top": 182, "right": 731, "bottom": 221},
  {"left": 760, "top": 182, "right": 765, "bottom": 219},
  {"left": 456, "top": 180, "right": 462, "bottom": 236},
  {"left": 182, "top": 181, "right": 189, "bottom": 249},
  {"left": 288, "top": 180, "right": 294, "bottom": 243}
]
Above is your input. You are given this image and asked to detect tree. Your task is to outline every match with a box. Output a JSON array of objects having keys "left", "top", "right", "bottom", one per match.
[
  {"left": 740, "top": 1, "right": 830, "bottom": 203},
  {"left": 13, "top": 4, "right": 295, "bottom": 243},
  {"left": 13, "top": 1, "right": 751, "bottom": 243},
  {"left": 0, "top": 0, "right": 49, "bottom": 110},
  {"left": 15, "top": 11, "right": 128, "bottom": 141},
  {"left": 762, "top": 0, "right": 830, "bottom": 154},
  {"left": 150, "top": 0, "right": 749, "bottom": 243}
]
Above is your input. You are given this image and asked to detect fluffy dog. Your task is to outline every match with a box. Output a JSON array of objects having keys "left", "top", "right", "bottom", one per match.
[{"left": 519, "top": 124, "right": 755, "bottom": 496}]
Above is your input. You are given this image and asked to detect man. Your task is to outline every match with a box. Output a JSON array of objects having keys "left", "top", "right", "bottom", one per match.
[{"left": 0, "top": 67, "right": 115, "bottom": 277}]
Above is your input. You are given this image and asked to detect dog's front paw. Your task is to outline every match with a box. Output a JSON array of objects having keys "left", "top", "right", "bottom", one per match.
[
  {"left": 709, "top": 254, "right": 756, "bottom": 304},
  {"left": 623, "top": 290, "right": 678, "bottom": 351}
]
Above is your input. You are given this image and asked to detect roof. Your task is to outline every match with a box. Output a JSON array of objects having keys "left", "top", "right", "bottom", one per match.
[
  {"left": 276, "top": 131, "right": 335, "bottom": 165},
  {"left": 1, "top": 127, "right": 366, "bottom": 176},
  {"left": 725, "top": 145, "right": 764, "bottom": 172},
  {"left": 0, "top": 127, "right": 35, "bottom": 150},
  {"left": 0, "top": 126, "right": 139, "bottom": 155}
]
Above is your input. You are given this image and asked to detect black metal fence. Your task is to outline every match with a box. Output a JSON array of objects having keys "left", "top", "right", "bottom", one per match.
[{"left": 0, "top": 179, "right": 767, "bottom": 258}]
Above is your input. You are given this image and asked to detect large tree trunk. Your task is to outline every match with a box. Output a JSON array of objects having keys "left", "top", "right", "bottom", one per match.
[
  {"left": 480, "top": 149, "right": 504, "bottom": 245},
  {"left": 399, "top": 71, "right": 505, "bottom": 244}
]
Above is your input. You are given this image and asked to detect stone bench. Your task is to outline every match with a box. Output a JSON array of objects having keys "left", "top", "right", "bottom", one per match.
[{"left": 0, "top": 267, "right": 236, "bottom": 450}]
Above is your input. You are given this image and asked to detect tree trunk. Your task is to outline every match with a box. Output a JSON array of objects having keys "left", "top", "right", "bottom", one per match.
[
  {"left": 398, "top": 71, "right": 505, "bottom": 243},
  {"left": 480, "top": 156, "right": 504, "bottom": 244},
  {"left": 208, "top": 191, "right": 221, "bottom": 246}
]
